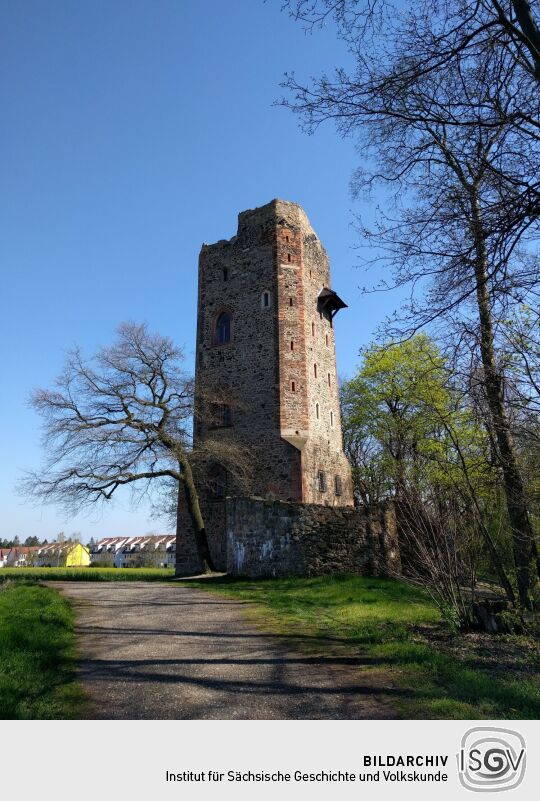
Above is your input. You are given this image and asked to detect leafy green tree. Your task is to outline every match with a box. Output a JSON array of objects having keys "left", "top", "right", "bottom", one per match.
[
  {"left": 342, "top": 335, "right": 517, "bottom": 605},
  {"left": 342, "top": 335, "right": 457, "bottom": 499}
]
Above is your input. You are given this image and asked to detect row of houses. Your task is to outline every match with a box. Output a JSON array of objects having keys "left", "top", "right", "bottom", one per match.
[
  {"left": 0, "top": 542, "right": 91, "bottom": 568},
  {"left": 90, "top": 535, "right": 176, "bottom": 568},
  {"left": 0, "top": 535, "right": 176, "bottom": 569},
  {"left": 0, "top": 545, "right": 40, "bottom": 568}
]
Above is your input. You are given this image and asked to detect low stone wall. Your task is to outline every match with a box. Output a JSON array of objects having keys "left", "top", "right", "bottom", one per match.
[{"left": 226, "top": 497, "right": 400, "bottom": 578}]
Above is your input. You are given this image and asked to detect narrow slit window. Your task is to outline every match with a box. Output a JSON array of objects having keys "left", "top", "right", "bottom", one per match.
[
  {"left": 312, "top": 322, "right": 315, "bottom": 337},
  {"left": 261, "top": 291, "right": 271, "bottom": 308},
  {"left": 289, "top": 297, "right": 293, "bottom": 307},
  {"left": 211, "top": 470, "right": 226, "bottom": 499},
  {"left": 328, "top": 373, "right": 331, "bottom": 387},
  {"left": 330, "top": 411, "right": 334, "bottom": 427},
  {"left": 316, "top": 403, "right": 320, "bottom": 419},
  {"left": 314, "top": 363, "right": 317, "bottom": 378},
  {"left": 290, "top": 341, "right": 294, "bottom": 351},
  {"left": 223, "top": 268, "right": 228, "bottom": 281},
  {"left": 287, "top": 253, "right": 291, "bottom": 263},
  {"left": 291, "top": 381, "right": 296, "bottom": 392},
  {"left": 326, "top": 334, "right": 329, "bottom": 346}
]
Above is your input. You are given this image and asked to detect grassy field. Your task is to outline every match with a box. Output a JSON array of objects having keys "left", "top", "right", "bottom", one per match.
[
  {"left": 0, "top": 581, "right": 85, "bottom": 719},
  {"left": 0, "top": 567, "right": 175, "bottom": 582},
  {"left": 185, "top": 574, "right": 540, "bottom": 719}
]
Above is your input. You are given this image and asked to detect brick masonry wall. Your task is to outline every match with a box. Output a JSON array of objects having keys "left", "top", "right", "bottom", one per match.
[{"left": 226, "top": 497, "right": 401, "bottom": 578}]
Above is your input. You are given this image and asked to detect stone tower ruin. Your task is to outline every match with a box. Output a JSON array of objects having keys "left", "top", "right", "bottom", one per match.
[{"left": 176, "top": 199, "right": 354, "bottom": 574}]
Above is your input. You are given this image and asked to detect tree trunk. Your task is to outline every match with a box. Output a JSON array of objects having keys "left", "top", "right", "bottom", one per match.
[
  {"left": 470, "top": 192, "right": 533, "bottom": 607},
  {"left": 179, "top": 459, "right": 216, "bottom": 573},
  {"left": 510, "top": 0, "right": 540, "bottom": 80}
]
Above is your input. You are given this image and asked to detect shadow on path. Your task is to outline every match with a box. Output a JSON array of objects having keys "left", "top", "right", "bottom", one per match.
[{"left": 55, "top": 581, "right": 398, "bottom": 720}]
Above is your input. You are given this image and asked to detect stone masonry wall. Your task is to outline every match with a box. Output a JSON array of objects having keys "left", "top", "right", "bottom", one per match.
[
  {"left": 176, "top": 199, "right": 354, "bottom": 575},
  {"left": 226, "top": 497, "right": 400, "bottom": 578}
]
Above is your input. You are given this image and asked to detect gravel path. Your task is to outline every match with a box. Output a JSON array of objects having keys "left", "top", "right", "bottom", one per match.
[{"left": 56, "top": 581, "right": 398, "bottom": 720}]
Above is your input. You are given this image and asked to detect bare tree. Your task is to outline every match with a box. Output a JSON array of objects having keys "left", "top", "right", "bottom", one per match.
[
  {"left": 396, "top": 490, "right": 478, "bottom": 630},
  {"left": 283, "top": 0, "right": 540, "bottom": 91},
  {"left": 282, "top": 7, "right": 540, "bottom": 605},
  {"left": 21, "top": 322, "right": 253, "bottom": 572}
]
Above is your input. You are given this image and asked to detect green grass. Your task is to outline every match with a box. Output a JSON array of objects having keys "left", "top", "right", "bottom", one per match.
[
  {"left": 185, "top": 574, "right": 540, "bottom": 719},
  {"left": 0, "top": 581, "right": 85, "bottom": 719},
  {"left": 0, "top": 567, "right": 175, "bottom": 582}
]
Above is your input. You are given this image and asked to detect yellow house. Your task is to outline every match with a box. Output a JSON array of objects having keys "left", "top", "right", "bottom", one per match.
[{"left": 35, "top": 541, "right": 90, "bottom": 568}]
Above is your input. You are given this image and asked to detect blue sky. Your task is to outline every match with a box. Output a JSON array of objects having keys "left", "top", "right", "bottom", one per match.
[{"left": 1, "top": 1, "right": 402, "bottom": 541}]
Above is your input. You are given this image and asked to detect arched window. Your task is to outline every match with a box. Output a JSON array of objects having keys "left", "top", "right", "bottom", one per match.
[
  {"left": 261, "top": 291, "right": 271, "bottom": 308},
  {"left": 315, "top": 402, "right": 320, "bottom": 419},
  {"left": 214, "top": 311, "right": 231, "bottom": 345}
]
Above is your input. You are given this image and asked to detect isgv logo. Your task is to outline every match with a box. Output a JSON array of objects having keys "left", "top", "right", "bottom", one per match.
[{"left": 458, "top": 727, "right": 526, "bottom": 792}]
